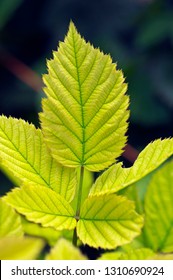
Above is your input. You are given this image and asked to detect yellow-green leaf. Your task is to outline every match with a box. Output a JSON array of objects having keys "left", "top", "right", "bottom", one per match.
[
  {"left": 0, "top": 116, "right": 77, "bottom": 202},
  {"left": 0, "top": 199, "right": 23, "bottom": 237},
  {"left": 40, "top": 22, "right": 129, "bottom": 172},
  {"left": 77, "top": 195, "right": 143, "bottom": 249},
  {"left": 144, "top": 160, "right": 173, "bottom": 253},
  {"left": 21, "top": 218, "right": 61, "bottom": 246},
  {"left": 0, "top": 237, "right": 44, "bottom": 260},
  {"left": 46, "top": 238, "right": 87, "bottom": 260},
  {"left": 90, "top": 138, "right": 173, "bottom": 196},
  {"left": 99, "top": 248, "right": 154, "bottom": 260},
  {"left": 150, "top": 254, "right": 173, "bottom": 260},
  {"left": 5, "top": 185, "right": 76, "bottom": 231}
]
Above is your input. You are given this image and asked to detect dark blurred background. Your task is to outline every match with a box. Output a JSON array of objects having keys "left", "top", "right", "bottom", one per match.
[{"left": 0, "top": 0, "right": 173, "bottom": 195}]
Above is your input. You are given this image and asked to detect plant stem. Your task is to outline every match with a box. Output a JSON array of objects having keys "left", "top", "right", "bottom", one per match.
[{"left": 73, "top": 166, "right": 84, "bottom": 246}]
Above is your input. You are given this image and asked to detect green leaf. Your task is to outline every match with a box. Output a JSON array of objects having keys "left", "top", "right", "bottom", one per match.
[
  {"left": 150, "top": 254, "right": 173, "bottom": 260},
  {"left": 90, "top": 138, "right": 173, "bottom": 196},
  {"left": 0, "top": 116, "right": 77, "bottom": 202},
  {"left": 5, "top": 185, "right": 76, "bottom": 231},
  {"left": 45, "top": 238, "right": 87, "bottom": 260},
  {"left": 77, "top": 194, "right": 143, "bottom": 249},
  {"left": 144, "top": 160, "right": 173, "bottom": 253},
  {"left": 0, "top": 199, "right": 23, "bottom": 237},
  {"left": 99, "top": 248, "right": 154, "bottom": 260},
  {"left": 21, "top": 218, "right": 61, "bottom": 246},
  {"left": 40, "top": 22, "right": 129, "bottom": 172},
  {"left": 0, "top": 237, "right": 44, "bottom": 260}
]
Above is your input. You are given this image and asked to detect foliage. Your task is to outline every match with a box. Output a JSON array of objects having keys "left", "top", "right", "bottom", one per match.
[{"left": 0, "top": 22, "right": 173, "bottom": 259}]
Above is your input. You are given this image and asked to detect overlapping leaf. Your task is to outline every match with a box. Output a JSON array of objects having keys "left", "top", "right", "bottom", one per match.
[
  {"left": 99, "top": 248, "right": 154, "bottom": 260},
  {"left": 21, "top": 218, "right": 61, "bottom": 246},
  {"left": 40, "top": 22, "right": 129, "bottom": 171},
  {"left": 90, "top": 138, "right": 173, "bottom": 196},
  {"left": 0, "top": 237, "right": 44, "bottom": 260},
  {"left": 0, "top": 116, "right": 76, "bottom": 202},
  {"left": 45, "top": 238, "right": 87, "bottom": 260},
  {"left": 77, "top": 194, "right": 143, "bottom": 249},
  {"left": 0, "top": 199, "right": 23, "bottom": 237},
  {"left": 5, "top": 185, "right": 76, "bottom": 231},
  {"left": 144, "top": 160, "right": 173, "bottom": 253}
]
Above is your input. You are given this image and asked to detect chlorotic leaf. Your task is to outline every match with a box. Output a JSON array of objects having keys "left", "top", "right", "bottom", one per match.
[
  {"left": 0, "top": 237, "right": 44, "bottom": 260},
  {"left": 99, "top": 248, "right": 155, "bottom": 260},
  {"left": 5, "top": 185, "right": 76, "bottom": 231},
  {"left": 144, "top": 160, "right": 173, "bottom": 253},
  {"left": 40, "top": 22, "right": 129, "bottom": 171},
  {"left": 45, "top": 238, "right": 87, "bottom": 260},
  {"left": 0, "top": 199, "right": 23, "bottom": 238},
  {"left": 77, "top": 194, "right": 143, "bottom": 249},
  {"left": 0, "top": 116, "right": 77, "bottom": 202},
  {"left": 90, "top": 138, "right": 173, "bottom": 196}
]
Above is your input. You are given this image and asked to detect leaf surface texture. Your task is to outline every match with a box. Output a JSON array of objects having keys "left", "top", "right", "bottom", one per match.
[
  {"left": 77, "top": 194, "right": 143, "bottom": 249},
  {"left": 144, "top": 160, "right": 173, "bottom": 253},
  {"left": 40, "top": 22, "right": 129, "bottom": 171},
  {"left": 5, "top": 185, "right": 76, "bottom": 231},
  {"left": 90, "top": 139, "right": 173, "bottom": 196},
  {"left": 0, "top": 116, "right": 76, "bottom": 202}
]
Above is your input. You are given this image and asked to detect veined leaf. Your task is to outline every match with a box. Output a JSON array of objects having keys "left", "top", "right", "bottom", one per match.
[
  {"left": 77, "top": 194, "right": 143, "bottom": 249},
  {"left": 0, "top": 199, "right": 23, "bottom": 237},
  {"left": 40, "top": 22, "right": 129, "bottom": 171},
  {"left": 5, "top": 185, "right": 76, "bottom": 231},
  {"left": 0, "top": 237, "right": 44, "bottom": 260},
  {"left": 99, "top": 248, "right": 154, "bottom": 260},
  {"left": 90, "top": 138, "right": 173, "bottom": 196},
  {"left": 0, "top": 116, "right": 77, "bottom": 202},
  {"left": 144, "top": 160, "right": 173, "bottom": 253},
  {"left": 45, "top": 238, "right": 87, "bottom": 260}
]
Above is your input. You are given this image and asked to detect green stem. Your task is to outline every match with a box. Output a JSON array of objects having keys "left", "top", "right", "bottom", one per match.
[{"left": 73, "top": 166, "right": 84, "bottom": 246}]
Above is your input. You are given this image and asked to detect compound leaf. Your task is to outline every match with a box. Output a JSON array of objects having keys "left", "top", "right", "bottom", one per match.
[
  {"left": 0, "top": 199, "right": 23, "bottom": 238},
  {"left": 144, "top": 160, "right": 173, "bottom": 253},
  {"left": 77, "top": 194, "right": 143, "bottom": 249},
  {"left": 40, "top": 22, "right": 129, "bottom": 172},
  {"left": 0, "top": 237, "right": 44, "bottom": 260},
  {"left": 5, "top": 185, "right": 76, "bottom": 231},
  {"left": 45, "top": 238, "right": 87, "bottom": 260},
  {"left": 90, "top": 138, "right": 173, "bottom": 196},
  {"left": 0, "top": 116, "right": 77, "bottom": 202}
]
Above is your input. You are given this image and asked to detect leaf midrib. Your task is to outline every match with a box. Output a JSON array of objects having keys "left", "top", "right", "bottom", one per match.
[{"left": 72, "top": 27, "right": 85, "bottom": 165}]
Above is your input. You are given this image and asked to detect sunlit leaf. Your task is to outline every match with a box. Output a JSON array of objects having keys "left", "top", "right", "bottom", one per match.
[
  {"left": 90, "top": 139, "right": 173, "bottom": 196},
  {"left": 0, "top": 237, "right": 44, "bottom": 260},
  {"left": 144, "top": 160, "right": 173, "bottom": 253},
  {"left": 40, "top": 22, "right": 129, "bottom": 172},
  {"left": 46, "top": 238, "right": 87, "bottom": 260},
  {"left": 0, "top": 116, "right": 77, "bottom": 202},
  {"left": 77, "top": 194, "right": 143, "bottom": 249},
  {"left": 0, "top": 199, "right": 23, "bottom": 238},
  {"left": 5, "top": 185, "right": 76, "bottom": 231}
]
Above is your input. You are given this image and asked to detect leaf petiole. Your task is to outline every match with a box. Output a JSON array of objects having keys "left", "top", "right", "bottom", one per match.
[{"left": 73, "top": 166, "right": 84, "bottom": 246}]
